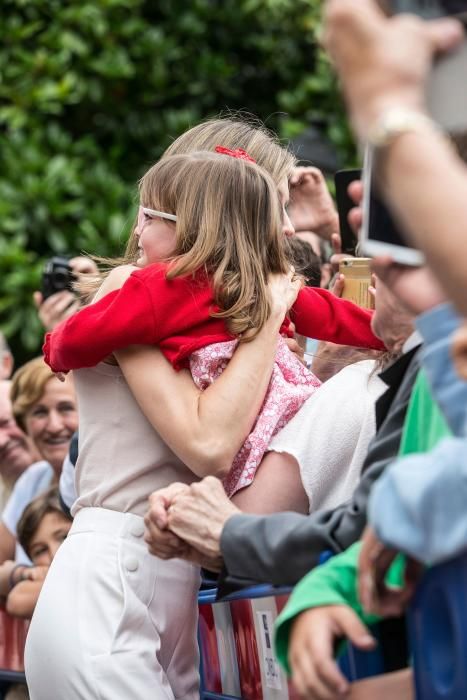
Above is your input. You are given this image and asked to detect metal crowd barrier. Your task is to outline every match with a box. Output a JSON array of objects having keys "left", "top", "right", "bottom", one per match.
[
  {"left": 198, "top": 582, "right": 390, "bottom": 700},
  {"left": 0, "top": 604, "right": 27, "bottom": 696},
  {"left": 199, "top": 550, "right": 467, "bottom": 700},
  {"left": 0, "top": 551, "right": 465, "bottom": 699}
]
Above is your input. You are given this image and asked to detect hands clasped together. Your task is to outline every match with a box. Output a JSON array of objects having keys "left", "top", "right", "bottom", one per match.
[{"left": 144, "top": 476, "right": 238, "bottom": 573}]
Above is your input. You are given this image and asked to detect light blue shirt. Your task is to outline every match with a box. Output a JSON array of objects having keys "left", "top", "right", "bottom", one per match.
[{"left": 369, "top": 303, "right": 467, "bottom": 565}]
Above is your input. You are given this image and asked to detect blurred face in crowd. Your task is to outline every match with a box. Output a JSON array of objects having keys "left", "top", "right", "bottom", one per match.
[
  {"left": 371, "top": 279, "right": 414, "bottom": 354},
  {"left": 23, "top": 376, "right": 77, "bottom": 474},
  {"left": 28, "top": 511, "right": 72, "bottom": 566},
  {"left": 278, "top": 178, "right": 295, "bottom": 239},
  {"left": 0, "top": 381, "right": 37, "bottom": 482},
  {"left": 135, "top": 207, "right": 177, "bottom": 267}
]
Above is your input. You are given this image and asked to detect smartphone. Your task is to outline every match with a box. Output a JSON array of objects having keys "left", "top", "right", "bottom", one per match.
[
  {"left": 360, "top": 147, "right": 425, "bottom": 265},
  {"left": 338, "top": 258, "right": 375, "bottom": 309},
  {"left": 334, "top": 169, "right": 361, "bottom": 255},
  {"left": 383, "top": 1, "right": 467, "bottom": 131}
]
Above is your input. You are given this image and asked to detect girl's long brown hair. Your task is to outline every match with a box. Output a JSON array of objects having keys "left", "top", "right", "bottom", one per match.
[{"left": 139, "top": 151, "right": 289, "bottom": 338}]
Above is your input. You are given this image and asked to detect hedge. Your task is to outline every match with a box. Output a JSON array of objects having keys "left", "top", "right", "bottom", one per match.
[{"left": 0, "top": 0, "right": 353, "bottom": 362}]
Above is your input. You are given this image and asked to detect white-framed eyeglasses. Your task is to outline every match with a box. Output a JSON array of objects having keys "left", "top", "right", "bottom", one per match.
[{"left": 142, "top": 207, "right": 177, "bottom": 222}]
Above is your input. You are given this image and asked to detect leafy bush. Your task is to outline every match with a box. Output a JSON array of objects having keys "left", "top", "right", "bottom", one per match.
[{"left": 0, "top": 0, "right": 352, "bottom": 362}]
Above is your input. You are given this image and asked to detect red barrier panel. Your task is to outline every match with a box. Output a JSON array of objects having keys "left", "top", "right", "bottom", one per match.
[
  {"left": 199, "top": 592, "right": 301, "bottom": 699},
  {"left": 0, "top": 604, "right": 28, "bottom": 673}
]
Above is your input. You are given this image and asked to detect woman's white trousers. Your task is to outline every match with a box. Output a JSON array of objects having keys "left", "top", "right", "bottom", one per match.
[{"left": 25, "top": 507, "right": 200, "bottom": 699}]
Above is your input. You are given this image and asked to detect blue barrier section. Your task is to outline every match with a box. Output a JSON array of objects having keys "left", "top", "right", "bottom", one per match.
[{"left": 408, "top": 551, "right": 467, "bottom": 700}]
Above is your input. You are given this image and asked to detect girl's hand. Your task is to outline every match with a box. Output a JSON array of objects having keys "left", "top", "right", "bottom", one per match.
[{"left": 268, "top": 268, "right": 302, "bottom": 317}]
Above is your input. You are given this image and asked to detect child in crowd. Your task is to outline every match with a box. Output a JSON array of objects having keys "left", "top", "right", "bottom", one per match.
[
  {"left": 44, "top": 149, "right": 383, "bottom": 512},
  {"left": 7, "top": 488, "right": 72, "bottom": 619}
]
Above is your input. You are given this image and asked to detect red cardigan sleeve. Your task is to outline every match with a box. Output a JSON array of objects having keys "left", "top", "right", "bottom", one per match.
[
  {"left": 43, "top": 275, "right": 159, "bottom": 373},
  {"left": 290, "top": 286, "right": 385, "bottom": 350}
]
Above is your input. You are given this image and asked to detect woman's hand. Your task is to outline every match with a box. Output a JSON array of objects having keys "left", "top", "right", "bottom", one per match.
[
  {"left": 267, "top": 268, "right": 303, "bottom": 318},
  {"left": 289, "top": 605, "right": 376, "bottom": 699},
  {"left": 289, "top": 167, "right": 339, "bottom": 241},
  {"left": 144, "top": 483, "right": 191, "bottom": 560}
]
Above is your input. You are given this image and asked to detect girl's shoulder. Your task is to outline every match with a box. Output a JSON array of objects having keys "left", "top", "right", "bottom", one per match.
[{"left": 93, "top": 264, "right": 139, "bottom": 301}]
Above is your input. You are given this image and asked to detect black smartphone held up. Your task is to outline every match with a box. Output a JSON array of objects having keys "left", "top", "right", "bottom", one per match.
[
  {"left": 42, "top": 256, "right": 76, "bottom": 300},
  {"left": 383, "top": 0, "right": 467, "bottom": 132},
  {"left": 360, "top": 147, "right": 425, "bottom": 265},
  {"left": 334, "top": 169, "right": 361, "bottom": 255}
]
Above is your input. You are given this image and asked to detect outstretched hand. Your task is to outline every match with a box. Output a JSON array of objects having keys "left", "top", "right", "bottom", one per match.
[
  {"left": 289, "top": 167, "right": 339, "bottom": 241},
  {"left": 144, "top": 477, "right": 238, "bottom": 572},
  {"left": 289, "top": 604, "right": 376, "bottom": 699},
  {"left": 167, "top": 477, "right": 238, "bottom": 571}
]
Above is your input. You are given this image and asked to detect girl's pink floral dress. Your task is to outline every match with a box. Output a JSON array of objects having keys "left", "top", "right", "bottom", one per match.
[{"left": 190, "top": 335, "right": 321, "bottom": 496}]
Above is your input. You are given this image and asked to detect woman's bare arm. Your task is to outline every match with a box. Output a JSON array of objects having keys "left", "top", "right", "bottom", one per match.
[{"left": 115, "top": 274, "right": 300, "bottom": 479}]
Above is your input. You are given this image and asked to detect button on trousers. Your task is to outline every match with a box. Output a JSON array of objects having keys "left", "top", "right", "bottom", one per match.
[{"left": 25, "top": 507, "right": 201, "bottom": 699}]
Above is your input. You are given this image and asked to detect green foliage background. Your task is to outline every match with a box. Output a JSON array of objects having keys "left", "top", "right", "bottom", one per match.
[{"left": 0, "top": 0, "right": 353, "bottom": 363}]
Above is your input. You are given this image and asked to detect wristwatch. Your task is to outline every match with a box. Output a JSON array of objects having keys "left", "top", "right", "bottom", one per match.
[{"left": 367, "top": 107, "right": 439, "bottom": 150}]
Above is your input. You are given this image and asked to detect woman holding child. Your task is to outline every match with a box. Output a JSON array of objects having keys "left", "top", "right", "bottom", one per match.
[{"left": 27, "top": 118, "right": 381, "bottom": 699}]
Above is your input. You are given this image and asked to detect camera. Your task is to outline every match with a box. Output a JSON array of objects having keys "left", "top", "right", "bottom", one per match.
[{"left": 41, "top": 256, "right": 76, "bottom": 300}]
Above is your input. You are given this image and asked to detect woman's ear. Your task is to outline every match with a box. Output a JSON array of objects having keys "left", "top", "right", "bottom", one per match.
[{"left": 451, "top": 322, "right": 467, "bottom": 381}]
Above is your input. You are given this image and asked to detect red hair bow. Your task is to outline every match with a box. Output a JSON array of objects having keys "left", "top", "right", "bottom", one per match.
[{"left": 215, "top": 145, "right": 256, "bottom": 164}]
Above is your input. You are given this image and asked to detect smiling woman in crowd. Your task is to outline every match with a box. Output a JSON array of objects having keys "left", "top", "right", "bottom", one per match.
[{"left": 0, "top": 357, "right": 77, "bottom": 564}]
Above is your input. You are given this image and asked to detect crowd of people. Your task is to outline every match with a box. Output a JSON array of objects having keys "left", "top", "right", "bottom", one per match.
[{"left": 1, "top": 0, "right": 467, "bottom": 698}]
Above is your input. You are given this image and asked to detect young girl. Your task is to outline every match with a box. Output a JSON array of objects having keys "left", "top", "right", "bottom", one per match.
[
  {"left": 7, "top": 488, "right": 72, "bottom": 620},
  {"left": 44, "top": 149, "right": 384, "bottom": 512}
]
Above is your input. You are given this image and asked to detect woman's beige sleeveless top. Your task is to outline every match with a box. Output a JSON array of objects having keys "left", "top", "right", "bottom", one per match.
[{"left": 71, "top": 363, "right": 197, "bottom": 517}]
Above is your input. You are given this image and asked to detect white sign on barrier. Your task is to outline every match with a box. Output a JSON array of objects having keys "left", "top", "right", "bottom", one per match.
[{"left": 256, "top": 610, "right": 283, "bottom": 691}]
